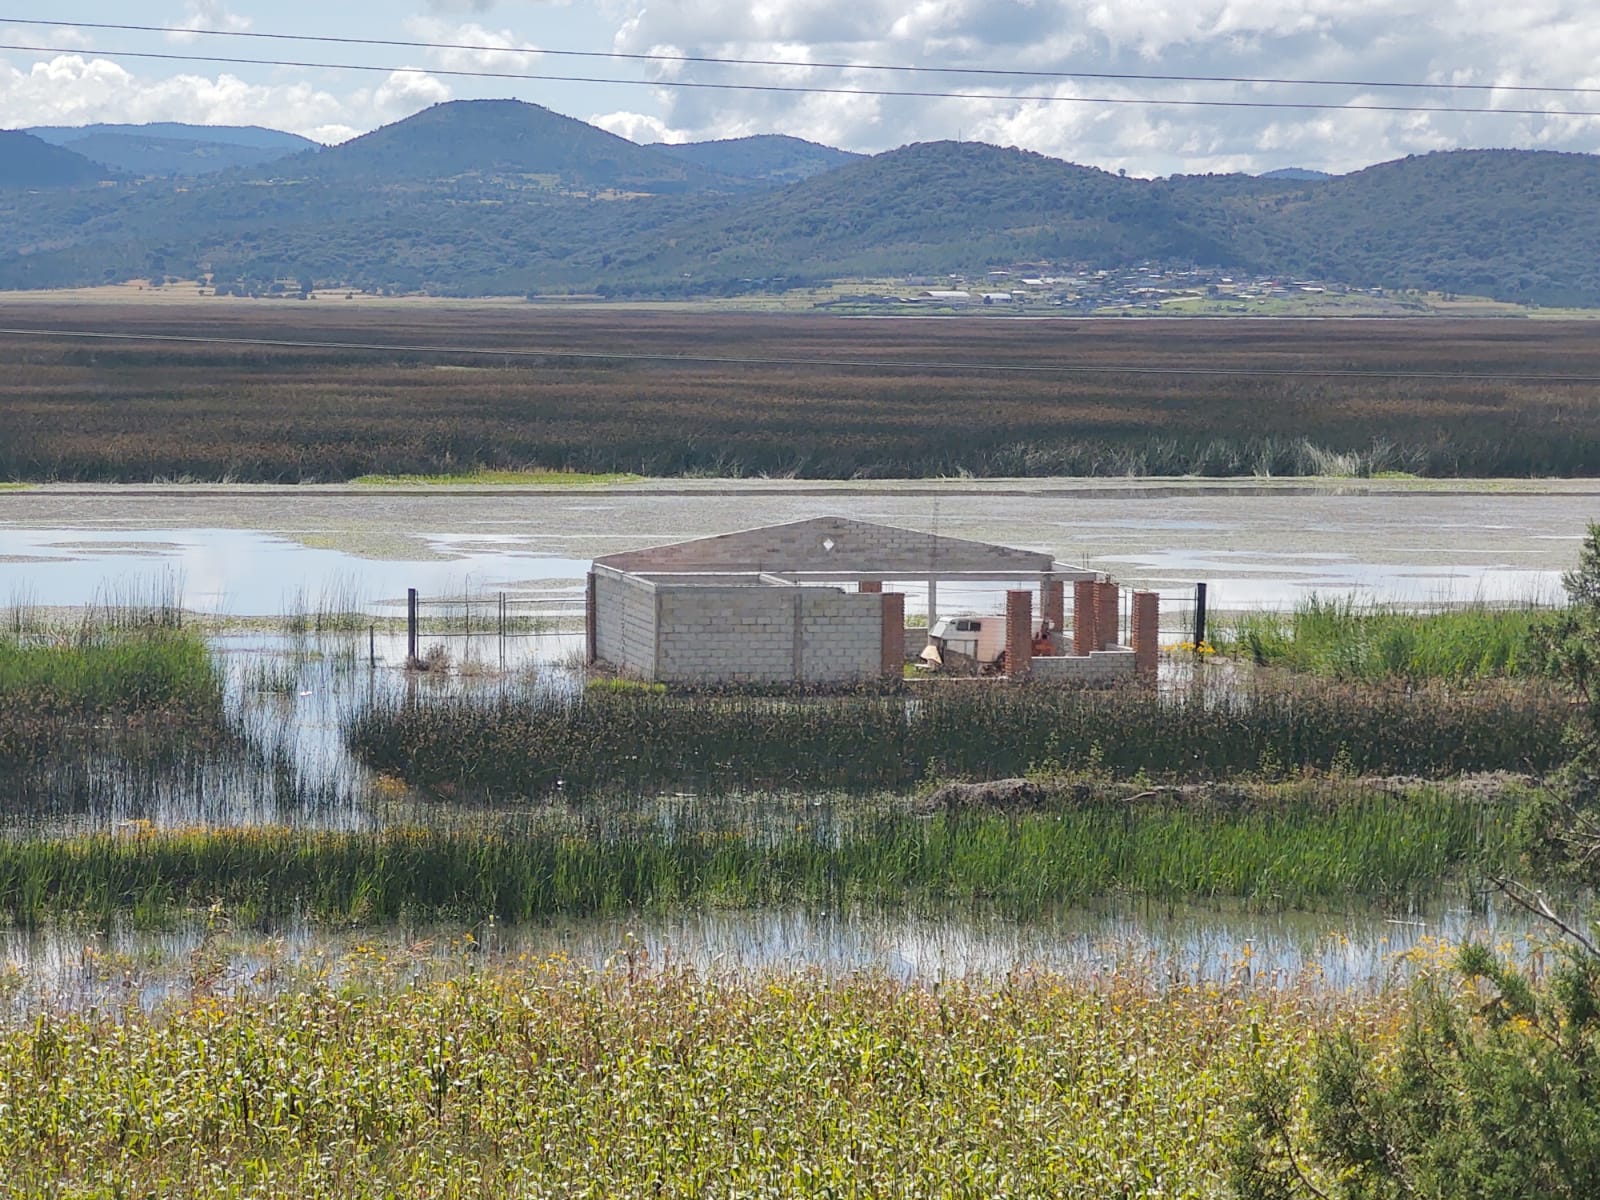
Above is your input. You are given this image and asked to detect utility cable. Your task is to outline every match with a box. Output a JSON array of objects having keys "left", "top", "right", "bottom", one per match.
[
  {"left": 3, "top": 16, "right": 1597, "bottom": 98},
  {"left": 0, "top": 41, "right": 1597, "bottom": 117}
]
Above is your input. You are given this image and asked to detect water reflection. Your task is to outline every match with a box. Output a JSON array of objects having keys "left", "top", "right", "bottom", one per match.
[{"left": 0, "top": 897, "right": 1566, "bottom": 1015}]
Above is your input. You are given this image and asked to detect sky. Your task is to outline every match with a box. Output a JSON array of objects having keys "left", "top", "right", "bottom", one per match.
[{"left": 3, "top": 0, "right": 1600, "bottom": 176}]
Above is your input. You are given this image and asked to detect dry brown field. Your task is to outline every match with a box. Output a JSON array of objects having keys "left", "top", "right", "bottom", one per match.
[{"left": 2, "top": 303, "right": 1598, "bottom": 480}]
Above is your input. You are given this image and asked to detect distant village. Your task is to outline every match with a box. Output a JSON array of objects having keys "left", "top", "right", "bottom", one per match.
[{"left": 816, "top": 261, "right": 1388, "bottom": 312}]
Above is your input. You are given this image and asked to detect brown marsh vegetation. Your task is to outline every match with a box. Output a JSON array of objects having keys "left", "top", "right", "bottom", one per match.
[{"left": 3, "top": 305, "right": 1600, "bottom": 480}]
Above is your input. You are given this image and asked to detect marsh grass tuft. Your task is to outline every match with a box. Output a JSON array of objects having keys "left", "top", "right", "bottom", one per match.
[{"left": 1223, "top": 597, "right": 1553, "bottom": 681}]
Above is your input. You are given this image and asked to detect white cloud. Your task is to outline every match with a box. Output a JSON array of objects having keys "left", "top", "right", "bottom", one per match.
[
  {"left": 590, "top": 110, "right": 686, "bottom": 142},
  {"left": 8, "top": 0, "right": 1600, "bottom": 174},
  {"left": 593, "top": 0, "right": 1600, "bottom": 172},
  {"left": 166, "top": 1, "right": 252, "bottom": 44},
  {"left": 373, "top": 68, "right": 454, "bottom": 111},
  {"left": 403, "top": 18, "right": 542, "bottom": 72},
  {"left": 0, "top": 54, "right": 446, "bottom": 144}
]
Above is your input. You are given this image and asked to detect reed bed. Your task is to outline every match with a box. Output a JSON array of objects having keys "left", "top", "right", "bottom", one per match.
[
  {"left": 0, "top": 958, "right": 1403, "bottom": 1197},
  {"left": 0, "top": 628, "right": 220, "bottom": 716},
  {"left": 7, "top": 309, "right": 1600, "bottom": 480},
  {"left": 346, "top": 679, "right": 1568, "bottom": 799},
  {"left": 1224, "top": 596, "right": 1553, "bottom": 681},
  {"left": 0, "top": 785, "right": 1512, "bottom": 924}
]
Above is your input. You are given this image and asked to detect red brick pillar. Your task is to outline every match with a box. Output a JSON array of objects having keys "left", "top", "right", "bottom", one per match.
[
  {"left": 1040, "top": 579, "right": 1065, "bottom": 652},
  {"left": 1132, "top": 590, "right": 1160, "bottom": 682},
  {"left": 880, "top": 592, "right": 905, "bottom": 680},
  {"left": 1095, "top": 581, "right": 1120, "bottom": 650},
  {"left": 859, "top": 580, "right": 883, "bottom": 594},
  {"left": 1006, "top": 589, "right": 1033, "bottom": 678},
  {"left": 585, "top": 571, "right": 598, "bottom": 665},
  {"left": 1073, "top": 580, "right": 1098, "bottom": 656}
]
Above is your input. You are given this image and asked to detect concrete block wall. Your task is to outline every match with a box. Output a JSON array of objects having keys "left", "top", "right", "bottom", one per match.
[
  {"left": 593, "top": 570, "right": 658, "bottom": 677},
  {"left": 1032, "top": 648, "right": 1137, "bottom": 685},
  {"left": 597, "top": 516, "right": 1057, "bottom": 576},
  {"left": 652, "top": 585, "right": 882, "bottom": 685},
  {"left": 799, "top": 589, "right": 884, "bottom": 684}
]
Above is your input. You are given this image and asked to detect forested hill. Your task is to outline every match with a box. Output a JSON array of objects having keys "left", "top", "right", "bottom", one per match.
[
  {"left": 2, "top": 99, "right": 1600, "bottom": 305},
  {"left": 24, "top": 123, "right": 319, "bottom": 178},
  {"left": 262, "top": 99, "right": 738, "bottom": 193},
  {"left": 0, "top": 130, "right": 108, "bottom": 188},
  {"left": 651, "top": 135, "right": 860, "bottom": 184},
  {"left": 607, "top": 141, "right": 1235, "bottom": 287},
  {"left": 1231, "top": 150, "right": 1600, "bottom": 306}
]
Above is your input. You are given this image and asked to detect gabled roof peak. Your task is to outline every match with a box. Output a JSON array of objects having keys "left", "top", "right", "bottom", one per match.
[{"left": 594, "top": 515, "right": 1086, "bottom": 579}]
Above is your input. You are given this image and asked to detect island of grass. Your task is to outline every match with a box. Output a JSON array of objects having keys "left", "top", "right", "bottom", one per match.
[{"left": 352, "top": 468, "right": 642, "bottom": 487}]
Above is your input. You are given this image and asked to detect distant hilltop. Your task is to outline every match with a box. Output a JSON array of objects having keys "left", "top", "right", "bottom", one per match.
[{"left": 1, "top": 99, "right": 1597, "bottom": 307}]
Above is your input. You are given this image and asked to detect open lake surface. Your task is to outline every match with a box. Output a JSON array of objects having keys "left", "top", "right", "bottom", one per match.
[{"left": 1, "top": 477, "right": 1590, "bottom": 616}]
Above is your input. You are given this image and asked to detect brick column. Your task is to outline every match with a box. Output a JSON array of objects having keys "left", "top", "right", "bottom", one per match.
[
  {"left": 1095, "top": 581, "right": 1121, "bottom": 650},
  {"left": 1073, "top": 580, "right": 1098, "bottom": 656},
  {"left": 1132, "top": 590, "right": 1160, "bottom": 682},
  {"left": 1040, "top": 579, "right": 1065, "bottom": 651},
  {"left": 585, "top": 571, "right": 598, "bottom": 664},
  {"left": 858, "top": 580, "right": 883, "bottom": 594},
  {"left": 880, "top": 592, "right": 905, "bottom": 680},
  {"left": 1005, "top": 589, "right": 1033, "bottom": 678}
]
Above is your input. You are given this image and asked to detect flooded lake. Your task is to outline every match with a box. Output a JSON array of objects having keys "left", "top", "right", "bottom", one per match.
[
  {"left": 1, "top": 478, "right": 1589, "bottom": 616},
  {"left": 0, "top": 478, "right": 1589, "bottom": 1003}
]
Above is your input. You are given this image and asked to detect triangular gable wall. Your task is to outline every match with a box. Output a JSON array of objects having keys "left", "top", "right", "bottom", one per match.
[{"left": 594, "top": 515, "right": 1057, "bottom": 576}]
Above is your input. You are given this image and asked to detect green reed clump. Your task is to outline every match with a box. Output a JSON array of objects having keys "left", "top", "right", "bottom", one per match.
[
  {"left": 0, "top": 960, "right": 1392, "bottom": 1197},
  {"left": 0, "top": 628, "right": 227, "bottom": 771},
  {"left": 0, "top": 783, "right": 1514, "bottom": 925},
  {"left": 346, "top": 678, "right": 1567, "bottom": 799},
  {"left": 0, "top": 628, "right": 221, "bottom": 715},
  {"left": 1224, "top": 597, "right": 1554, "bottom": 682}
]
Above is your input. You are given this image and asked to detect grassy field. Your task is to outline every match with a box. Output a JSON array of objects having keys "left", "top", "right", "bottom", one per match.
[
  {"left": 346, "top": 678, "right": 1568, "bottom": 799},
  {"left": 1222, "top": 598, "right": 1554, "bottom": 681},
  {"left": 0, "top": 957, "right": 1406, "bottom": 1198},
  {"left": 0, "top": 780, "right": 1512, "bottom": 924},
  {"left": 6, "top": 306, "right": 1600, "bottom": 479}
]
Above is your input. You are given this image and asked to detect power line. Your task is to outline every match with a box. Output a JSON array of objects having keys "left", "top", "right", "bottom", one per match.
[
  {"left": 2, "top": 325, "right": 1598, "bottom": 384},
  {"left": 4, "top": 16, "right": 1598, "bottom": 98},
  {"left": 2, "top": 40, "right": 1597, "bottom": 118}
]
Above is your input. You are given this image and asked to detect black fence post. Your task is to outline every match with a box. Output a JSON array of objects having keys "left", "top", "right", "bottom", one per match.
[
  {"left": 407, "top": 587, "right": 419, "bottom": 663},
  {"left": 1193, "top": 582, "right": 1208, "bottom": 648}
]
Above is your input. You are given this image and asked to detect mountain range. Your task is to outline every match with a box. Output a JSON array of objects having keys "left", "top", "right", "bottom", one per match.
[
  {"left": 24, "top": 123, "right": 318, "bottom": 177},
  {"left": 1, "top": 99, "right": 1597, "bottom": 306}
]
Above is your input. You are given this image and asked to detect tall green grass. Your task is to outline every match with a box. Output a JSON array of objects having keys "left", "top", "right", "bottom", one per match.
[
  {"left": 1224, "top": 597, "right": 1552, "bottom": 681},
  {"left": 347, "top": 679, "right": 1567, "bottom": 799},
  {"left": 0, "top": 628, "right": 227, "bottom": 778},
  {"left": 0, "top": 629, "right": 221, "bottom": 714},
  {"left": 0, "top": 783, "right": 1514, "bottom": 924}
]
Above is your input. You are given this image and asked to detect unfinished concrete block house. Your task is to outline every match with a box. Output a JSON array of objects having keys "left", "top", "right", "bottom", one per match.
[{"left": 586, "top": 517, "right": 1161, "bottom": 687}]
